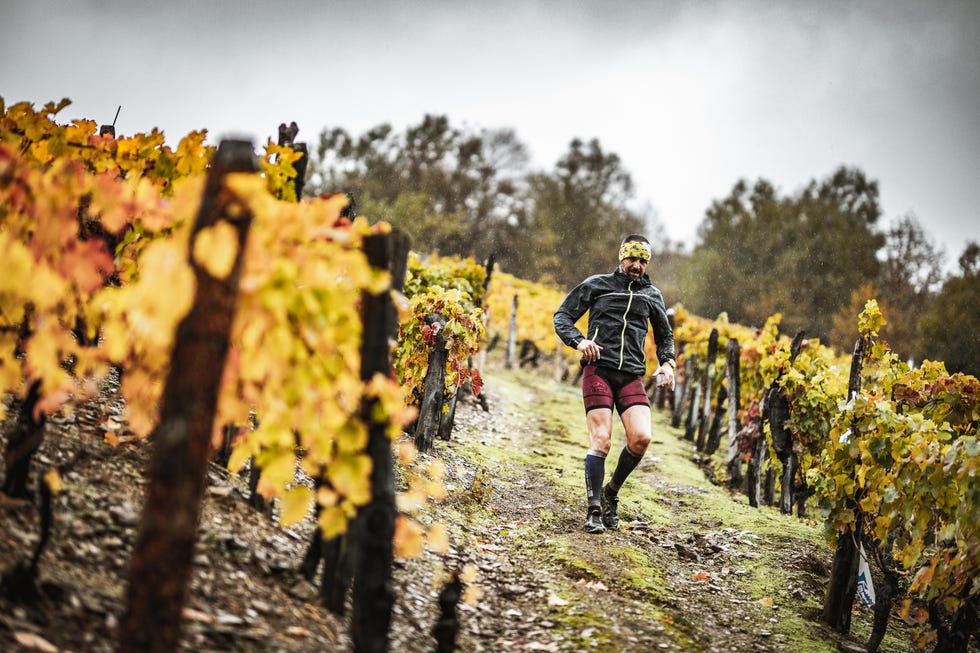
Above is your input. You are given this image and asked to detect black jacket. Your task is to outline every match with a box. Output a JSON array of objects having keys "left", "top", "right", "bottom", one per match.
[{"left": 553, "top": 267, "right": 675, "bottom": 376}]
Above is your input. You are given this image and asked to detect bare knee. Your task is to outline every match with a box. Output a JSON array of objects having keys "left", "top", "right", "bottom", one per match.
[
  {"left": 589, "top": 431, "right": 612, "bottom": 453},
  {"left": 628, "top": 432, "right": 651, "bottom": 454}
]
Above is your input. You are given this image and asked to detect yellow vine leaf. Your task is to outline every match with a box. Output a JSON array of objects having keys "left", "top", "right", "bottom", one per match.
[
  {"left": 326, "top": 453, "right": 372, "bottom": 506},
  {"left": 460, "top": 563, "right": 478, "bottom": 583},
  {"left": 279, "top": 486, "right": 313, "bottom": 527},
  {"left": 227, "top": 439, "right": 253, "bottom": 474},
  {"left": 23, "top": 329, "right": 73, "bottom": 396},
  {"left": 426, "top": 522, "right": 450, "bottom": 554},
  {"left": 226, "top": 173, "right": 274, "bottom": 212},
  {"left": 137, "top": 238, "right": 194, "bottom": 318},
  {"left": 255, "top": 451, "right": 297, "bottom": 499},
  {"left": 462, "top": 584, "right": 484, "bottom": 606},
  {"left": 393, "top": 515, "right": 425, "bottom": 558},
  {"left": 43, "top": 469, "right": 63, "bottom": 493},
  {"left": 396, "top": 441, "right": 418, "bottom": 466},
  {"left": 192, "top": 221, "right": 239, "bottom": 280},
  {"left": 335, "top": 418, "right": 368, "bottom": 456},
  {"left": 425, "top": 479, "right": 448, "bottom": 502},
  {"left": 317, "top": 504, "right": 349, "bottom": 539}
]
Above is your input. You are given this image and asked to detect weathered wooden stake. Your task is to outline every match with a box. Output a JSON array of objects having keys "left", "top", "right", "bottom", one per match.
[
  {"left": 724, "top": 338, "right": 741, "bottom": 460},
  {"left": 704, "top": 385, "right": 728, "bottom": 455},
  {"left": 671, "top": 353, "right": 692, "bottom": 428},
  {"left": 695, "top": 328, "right": 719, "bottom": 450},
  {"left": 413, "top": 315, "right": 449, "bottom": 453},
  {"left": 316, "top": 230, "right": 410, "bottom": 619},
  {"left": 505, "top": 294, "right": 518, "bottom": 369},
  {"left": 349, "top": 231, "right": 407, "bottom": 653},
  {"left": 1, "top": 380, "right": 46, "bottom": 499},
  {"left": 118, "top": 139, "right": 258, "bottom": 653},
  {"left": 821, "top": 336, "right": 867, "bottom": 633}
]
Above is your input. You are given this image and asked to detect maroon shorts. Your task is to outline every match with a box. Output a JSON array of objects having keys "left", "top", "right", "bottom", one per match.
[{"left": 582, "top": 365, "right": 649, "bottom": 415}]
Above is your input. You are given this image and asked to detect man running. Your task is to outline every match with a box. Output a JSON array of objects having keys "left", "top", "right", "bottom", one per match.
[{"left": 553, "top": 235, "right": 676, "bottom": 533}]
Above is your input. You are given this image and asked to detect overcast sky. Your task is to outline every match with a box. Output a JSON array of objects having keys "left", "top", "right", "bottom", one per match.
[{"left": 3, "top": 0, "right": 978, "bottom": 272}]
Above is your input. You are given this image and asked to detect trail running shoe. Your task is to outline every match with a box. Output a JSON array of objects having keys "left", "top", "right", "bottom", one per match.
[
  {"left": 582, "top": 508, "right": 606, "bottom": 534},
  {"left": 600, "top": 484, "right": 620, "bottom": 529}
]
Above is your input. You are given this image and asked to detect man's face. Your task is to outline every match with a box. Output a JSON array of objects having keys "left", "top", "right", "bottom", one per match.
[{"left": 621, "top": 256, "right": 648, "bottom": 279}]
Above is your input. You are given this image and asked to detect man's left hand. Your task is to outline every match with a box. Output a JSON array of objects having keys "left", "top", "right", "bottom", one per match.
[{"left": 654, "top": 362, "right": 675, "bottom": 391}]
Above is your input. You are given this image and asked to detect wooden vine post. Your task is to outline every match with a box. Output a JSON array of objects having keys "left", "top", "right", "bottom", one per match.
[
  {"left": 704, "top": 385, "right": 728, "bottom": 455},
  {"left": 349, "top": 230, "right": 410, "bottom": 653},
  {"left": 476, "top": 252, "right": 495, "bottom": 375},
  {"left": 505, "top": 294, "right": 518, "bottom": 369},
  {"left": 414, "top": 314, "right": 449, "bottom": 453},
  {"left": 821, "top": 336, "right": 867, "bottom": 633},
  {"left": 671, "top": 354, "right": 692, "bottom": 428},
  {"left": 724, "top": 341, "right": 746, "bottom": 488},
  {"left": 277, "top": 120, "right": 308, "bottom": 199},
  {"left": 312, "top": 231, "right": 410, "bottom": 619},
  {"left": 684, "top": 361, "right": 701, "bottom": 442},
  {"left": 118, "top": 139, "right": 258, "bottom": 653},
  {"left": 766, "top": 331, "right": 805, "bottom": 514},
  {"left": 1, "top": 379, "right": 46, "bottom": 499},
  {"left": 695, "top": 328, "right": 719, "bottom": 450},
  {"left": 722, "top": 338, "right": 741, "bottom": 460}
]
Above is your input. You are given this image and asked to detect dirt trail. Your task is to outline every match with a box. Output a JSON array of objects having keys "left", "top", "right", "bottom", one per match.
[{"left": 407, "top": 366, "right": 901, "bottom": 653}]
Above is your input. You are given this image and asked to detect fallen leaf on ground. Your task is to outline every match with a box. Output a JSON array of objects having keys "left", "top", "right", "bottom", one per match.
[
  {"left": 577, "top": 579, "right": 609, "bottom": 591},
  {"left": 182, "top": 607, "right": 215, "bottom": 623},
  {"left": 547, "top": 591, "right": 570, "bottom": 606},
  {"left": 14, "top": 631, "right": 59, "bottom": 653}
]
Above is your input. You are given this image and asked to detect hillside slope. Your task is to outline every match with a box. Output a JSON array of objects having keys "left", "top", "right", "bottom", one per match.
[{"left": 0, "top": 362, "right": 920, "bottom": 652}]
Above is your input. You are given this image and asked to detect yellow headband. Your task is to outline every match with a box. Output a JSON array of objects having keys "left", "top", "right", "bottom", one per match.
[{"left": 619, "top": 241, "right": 651, "bottom": 262}]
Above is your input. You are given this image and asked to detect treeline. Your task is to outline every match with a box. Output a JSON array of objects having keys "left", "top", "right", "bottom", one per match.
[
  {"left": 303, "top": 115, "right": 979, "bottom": 377},
  {"left": 304, "top": 115, "right": 646, "bottom": 290}
]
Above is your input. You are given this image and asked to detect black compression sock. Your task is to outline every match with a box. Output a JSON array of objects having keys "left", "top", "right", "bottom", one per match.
[
  {"left": 584, "top": 450, "right": 606, "bottom": 505},
  {"left": 609, "top": 445, "right": 644, "bottom": 492}
]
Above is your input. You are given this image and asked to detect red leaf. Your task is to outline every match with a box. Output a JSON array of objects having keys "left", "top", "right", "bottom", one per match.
[
  {"left": 470, "top": 368, "right": 484, "bottom": 396},
  {"left": 59, "top": 238, "right": 115, "bottom": 294}
]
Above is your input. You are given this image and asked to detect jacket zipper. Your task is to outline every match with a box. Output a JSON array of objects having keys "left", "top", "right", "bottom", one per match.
[{"left": 618, "top": 280, "right": 634, "bottom": 369}]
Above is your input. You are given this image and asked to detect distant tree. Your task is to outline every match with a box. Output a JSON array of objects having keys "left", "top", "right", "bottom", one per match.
[
  {"left": 522, "top": 138, "right": 646, "bottom": 288},
  {"left": 305, "top": 115, "right": 529, "bottom": 264},
  {"left": 856, "top": 214, "right": 944, "bottom": 361},
  {"left": 919, "top": 242, "right": 980, "bottom": 376},
  {"left": 645, "top": 225, "right": 688, "bottom": 308},
  {"left": 688, "top": 179, "right": 793, "bottom": 327},
  {"left": 687, "top": 167, "right": 884, "bottom": 341},
  {"left": 787, "top": 167, "right": 884, "bottom": 339},
  {"left": 307, "top": 121, "right": 666, "bottom": 287}
]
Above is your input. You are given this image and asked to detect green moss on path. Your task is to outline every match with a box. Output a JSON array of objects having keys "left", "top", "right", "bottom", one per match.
[{"left": 419, "top": 362, "right": 919, "bottom": 652}]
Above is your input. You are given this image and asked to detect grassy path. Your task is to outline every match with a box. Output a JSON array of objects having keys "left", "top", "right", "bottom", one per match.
[{"left": 411, "top": 363, "right": 915, "bottom": 652}]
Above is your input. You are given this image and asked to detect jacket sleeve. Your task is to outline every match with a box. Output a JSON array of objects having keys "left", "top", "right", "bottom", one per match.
[
  {"left": 648, "top": 289, "right": 675, "bottom": 365},
  {"left": 553, "top": 277, "right": 595, "bottom": 349}
]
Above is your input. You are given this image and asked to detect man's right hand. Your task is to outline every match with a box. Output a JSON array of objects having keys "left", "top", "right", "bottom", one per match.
[{"left": 577, "top": 339, "right": 603, "bottom": 363}]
